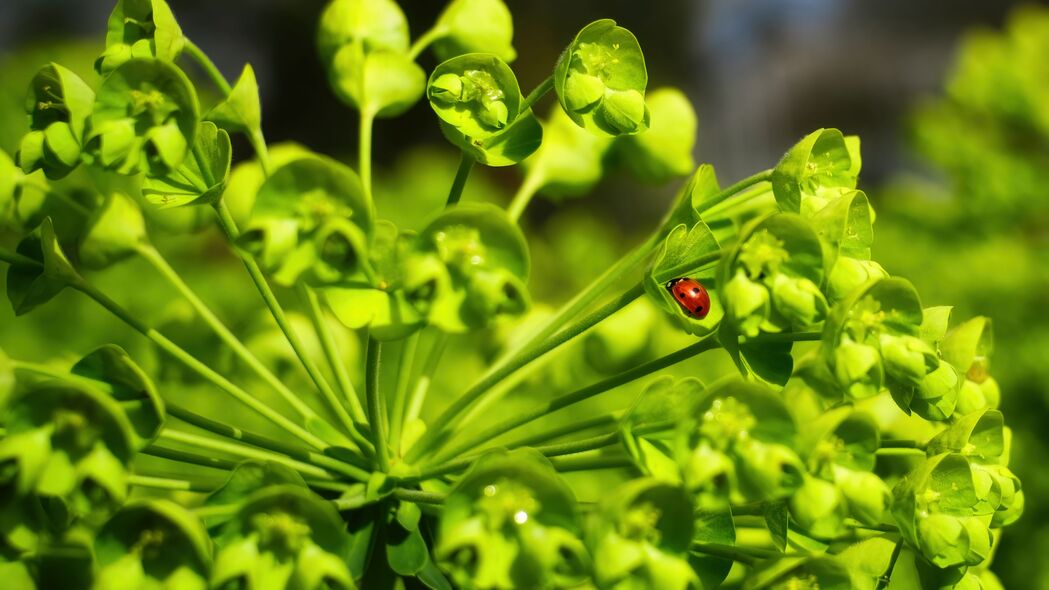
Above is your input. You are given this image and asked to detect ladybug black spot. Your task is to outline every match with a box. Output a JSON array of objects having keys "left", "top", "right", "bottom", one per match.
[
  {"left": 678, "top": 293, "right": 685, "bottom": 300},
  {"left": 691, "top": 287, "right": 700, "bottom": 294}
]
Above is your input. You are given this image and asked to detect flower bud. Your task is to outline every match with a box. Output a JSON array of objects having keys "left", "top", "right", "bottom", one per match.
[
  {"left": 880, "top": 333, "right": 938, "bottom": 386},
  {"left": 837, "top": 469, "right": 891, "bottom": 525},
  {"left": 790, "top": 477, "right": 847, "bottom": 538},
  {"left": 771, "top": 274, "right": 828, "bottom": 328},
  {"left": 826, "top": 257, "right": 887, "bottom": 302},
  {"left": 724, "top": 270, "right": 770, "bottom": 338},
  {"left": 735, "top": 439, "right": 805, "bottom": 501},
  {"left": 833, "top": 337, "right": 884, "bottom": 399},
  {"left": 95, "top": 0, "right": 185, "bottom": 74},
  {"left": 18, "top": 64, "right": 95, "bottom": 179},
  {"left": 910, "top": 361, "right": 961, "bottom": 421}
]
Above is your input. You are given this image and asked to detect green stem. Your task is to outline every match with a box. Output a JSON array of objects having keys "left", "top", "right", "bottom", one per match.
[
  {"left": 695, "top": 169, "right": 773, "bottom": 215},
  {"left": 142, "top": 445, "right": 239, "bottom": 472},
  {"left": 299, "top": 283, "right": 367, "bottom": 423},
  {"left": 875, "top": 447, "right": 926, "bottom": 456},
  {"left": 184, "top": 39, "right": 232, "bottom": 95},
  {"left": 248, "top": 127, "right": 273, "bottom": 176},
  {"left": 359, "top": 109, "right": 376, "bottom": 217},
  {"left": 521, "top": 75, "right": 554, "bottom": 112},
  {"left": 128, "top": 474, "right": 218, "bottom": 493},
  {"left": 365, "top": 338, "right": 391, "bottom": 471},
  {"left": 212, "top": 200, "right": 364, "bottom": 446},
  {"left": 405, "top": 332, "right": 448, "bottom": 424},
  {"left": 548, "top": 454, "right": 633, "bottom": 473},
  {"left": 0, "top": 247, "right": 40, "bottom": 268},
  {"left": 158, "top": 429, "right": 335, "bottom": 481},
  {"left": 137, "top": 243, "right": 322, "bottom": 422},
  {"left": 389, "top": 332, "right": 419, "bottom": 456},
  {"left": 427, "top": 337, "right": 717, "bottom": 468},
  {"left": 506, "top": 167, "right": 544, "bottom": 222},
  {"left": 393, "top": 488, "right": 445, "bottom": 505},
  {"left": 877, "top": 540, "right": 904, "bottom": 590},
  {"left": 69, "top": 277, "right": 327, "bottom": 450},
  {"left": 880, "top": 439, "right": 925, "bottom": 449},
  {"left": 748, "top": 331, "right": 823, "bottom": 345},
  {"left": 446, "top": 152, "right": 474, "bottom": 207},
  {"left": 166, "top": 403, "right": 370, "bottom": 479},
  {"left": 404, "top": 280, "right": 647, "bottom": 463},
  {"left": 408, "top": 26, "right": 448, "bottom": 60},
  {"left": 498, "top": 414, "right": 620, "bottom": 450}
]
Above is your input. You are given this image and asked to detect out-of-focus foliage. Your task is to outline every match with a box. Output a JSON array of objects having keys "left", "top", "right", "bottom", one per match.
[{"left": 874, "top": 6, "right": 1049, "bottom": 588}]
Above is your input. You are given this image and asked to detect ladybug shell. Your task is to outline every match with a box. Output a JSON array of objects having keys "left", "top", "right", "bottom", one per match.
[{"left": 666, "top": 278, "right": 711, "bottom": 319}]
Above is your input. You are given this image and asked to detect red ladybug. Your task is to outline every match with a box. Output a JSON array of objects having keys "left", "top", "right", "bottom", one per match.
[{"left": 666, "top": 277, "right": 711, "bottom": 319}]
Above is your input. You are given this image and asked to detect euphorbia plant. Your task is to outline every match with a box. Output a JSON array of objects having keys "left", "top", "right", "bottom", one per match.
[{"left": 0, "top": 0, "right": 1022, "bottom": 588}]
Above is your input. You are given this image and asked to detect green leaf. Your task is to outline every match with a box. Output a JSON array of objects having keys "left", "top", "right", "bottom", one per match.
[
  {"left": 432, "top": 0, "right": 516, "bottom": 63},
  {"left": 439, "top": 108, "right": 543, "bottom": 166},
  {"left": 615, "top": 87, "right": 697, "bottom": 183},
  {"left": 807, "top": 189, "right": 874, "bottom": 264},
  {"left": 330, "top": 46, "right": 426, "bottom": 117},
  {"left": 142, "top": 121, "right": 232, "bottom": 209},
  {"left": 18, "top": 63, "right": 95, "bottom": 179},
  {"left": 691, "top": 509, "right": 735, "bottom": 588},
  {"left": 324, "top": 287, "right": 423, "bottom": 340},
  {"left": 316, "top": 0, "right": 409, "bottom": 62},
  {"left": 0, "top": 347, "right": 13, "bottom": 408},
  {"left": 78, "top": 192, "right": 147, "bottom": 270},
  {"left": 927, "top": 410, "right": 1004, "bottom": 462},
  {"left": 96, "top": 0, "right": 185, "bottom": 74},
  {"left": 646, "top": 221, "right": 723, "bottom": 336},
  {"left": 554, "top": 19, "right": 650, "bottom": 136},
  {"left": 6, "top": 218, "right": 77, "bottom": 315},
  {"left": 204, "top": 461, "right": 306, "bottom": 526},
  {"left": 206, "top": 64, "right": 262, "bottom": 133},
  {"left": 771, "top": 128, "right": 858, "bottom": 213},
  {"left": 94, "top": 499, "right": 212, "bottom": 588},
  {"left": 386, "top": 519, "right": 429, "bottom": 576},
  {"left": 763, "top": 500, "right": 789, "bottom": 551},
  {"left": 85, "top": 58, "right": 199, "bottom": 176},
  {"left": 940, "top": 316, "right": 993, "bottom": 378},
  {"left": 71, "top": 344, "right": 165, "bottom": 448},
  {"left": 744, "top": 556, "right": 853, "bottom": 590}
]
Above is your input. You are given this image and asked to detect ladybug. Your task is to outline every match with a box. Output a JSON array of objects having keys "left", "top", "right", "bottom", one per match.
[{"left": 666, "top": 277, "right": 711, "bottom": 319}]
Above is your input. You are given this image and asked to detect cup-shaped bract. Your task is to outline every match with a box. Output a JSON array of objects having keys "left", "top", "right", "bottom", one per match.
[
  {"left": 587, "top": 479, "right": 700, "bottom": 590},
  {"left": 78, "top": 192, "right": 148, "bottom": 270},
  {"left": 789, "top": 476, "right": 847, "bottom": 539},
  {"left": 555, "top": 20, "right": 650, "bottom": 137},
  {"left": 0, "top": 382, "right": 135, "bottom": 526},
  {"left": 71, "top": 344, "right": 165, "bottom": 449},
  {"left": 614, "top": 87, "right": 697, "bottom": 184},
  {"left": 95, "top": 0, "right": 185, "bottom": 75},
  {"left": 142, "top": 121, "right": 232, "bottom": 209},
  {"left": 892, "top": 453, "right": 995, "bottom": 569},
  {"left": 522, "top": 105, "right": 613, "bottom": 200},
  {"left": 436, "top": 449, "right": 587, "bottom": 589},
  {"left": 6, "top": 217, "right": 79, "bottom": 316},
  {"left": 428, "top": 54, "right": 522, "bottom": 140},
  {"left": 85, "top": 58, "right": 199, "bottom": 177},
  {"left": 329, "top": 45, "right": 426, "bottom": 117},
  {"left": 211, "top": 485, "right": 356, "bottom": 589},
  {"left": 431, "top": 0, "right": 516, "bottom": 63},
  {"left": 238, "top": 155, "right": 372, "bottom": 286},
  {"left": 410, "top": 203, "right": 530, "bottom": 331},
  {"left": 18, "top": 64, "right": 95, "bottom": 179},
  {"left": 93, "top": 499, "right": 212, "bottom": 590},
  {"left": 645, "top": 221, "right": 723, "bottom": 337},
  {"left": 316, "top": 0, "right": 409, "bottom": 62},
  {"left": 772, "top": 128, "right": 860, "bottom": 213}
]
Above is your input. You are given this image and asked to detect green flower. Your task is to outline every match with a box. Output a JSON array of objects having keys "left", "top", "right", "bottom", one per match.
[
  {"left": 428, "top": 54, "right": 522, "bottom": 140},
  {"left": 772, "top": 128, "right": 860, "bottom": 213},
  {"left": 84, "top": 58, "right": 199, "bottom": 176},
  {"left": 18, "top": 64, "right": 95, "bottom": 179},
  {"left": 436, "top": 449, "right": 588, "bottom": 589},
  {"left": 95, "top": 0, "right": 185, "bottom": 74},
  {"left": 554, "top": 20, "right": 650, "bottom": 136}
]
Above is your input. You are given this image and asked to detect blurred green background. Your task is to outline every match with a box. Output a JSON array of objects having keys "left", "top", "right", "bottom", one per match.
[{"left": 1, "top": 1, "right": 1046, "bottom": 587}]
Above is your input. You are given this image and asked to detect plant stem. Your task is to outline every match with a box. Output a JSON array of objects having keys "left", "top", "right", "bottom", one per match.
[
  {"left": 404, "top": 280, "right": 647, "bottom": 463},
  {"left": 248, "top": 127, "right": 272, "bottom": 176},
  {"left": 128, "top": 474, "right": 218, "bottom": 493},
  {"left": 880, "top": 439, "right": 925, "bottom": 449},
  {"left": 142, "top": 445, "right": 240, "bottom": 471},
  {"left": 427, "top": 337, "right": 717, "bottom": 467},
  {"left": 499, "top": 414, "right": 620, "bottom": 450},
  {"left": 877, "top": 539, "right": 904, "bottom": 590},
  {"left": 389, "top": 332, "right": 419, "bottom": 456},
  {"left": 212, "top": 200, "right": 364, "bottom": 445},
  {"left": 69, "top": 276, "right": 328, "bottom": 450},
  {"left": 184, "top": 39, "right": 232, "bottom": 95},
  {"left": 408, "top": 26, "right": 447, "bottom": 60},
  {"left": 365, "top": 338, "right": 391, "bottom": 471},
  {"left": 446, "top": 152, "right": 474, "bottom": 207},
  {"left": 393, "top": 488, "right": 445, "bottom": 505},
  {"left": 166, "top": 403, "right": 370, "bottom": 479},
  {"left": 875, "top": 447, "right": 926, "bottom": 456},
  {"left": 359, "top": 109, "right": 376, "bottom": 217},
  {"left": 521, "top": 75, "right": 554, "bottom": 112},
  {"left": 548, "top": 454, "right": 633, "bottom": 473},
  {"left": 299, "top": 283, "right": 367, "bottom": 423},
  {"left": 695, "top": 169, "right": 773, "bottom": 215},
  {"left": 0, "top": 247, "right": 40, "bottom": 267},
  {"left": 137, "top": 243, "right": 323, "bottom": 422},
  {"left": 405, "top": 332, "right": 448, "bottom": 424},
  {"left": 506, "top": 167, "right": 544, "bottom": 222},
  {"left": 158, "top": 429, "right": 335, "bottom": 481}
]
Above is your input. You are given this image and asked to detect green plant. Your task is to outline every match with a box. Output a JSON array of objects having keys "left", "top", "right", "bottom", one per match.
[{"left": 0, "top": 1, "right": 1022, "bottom": 588}]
